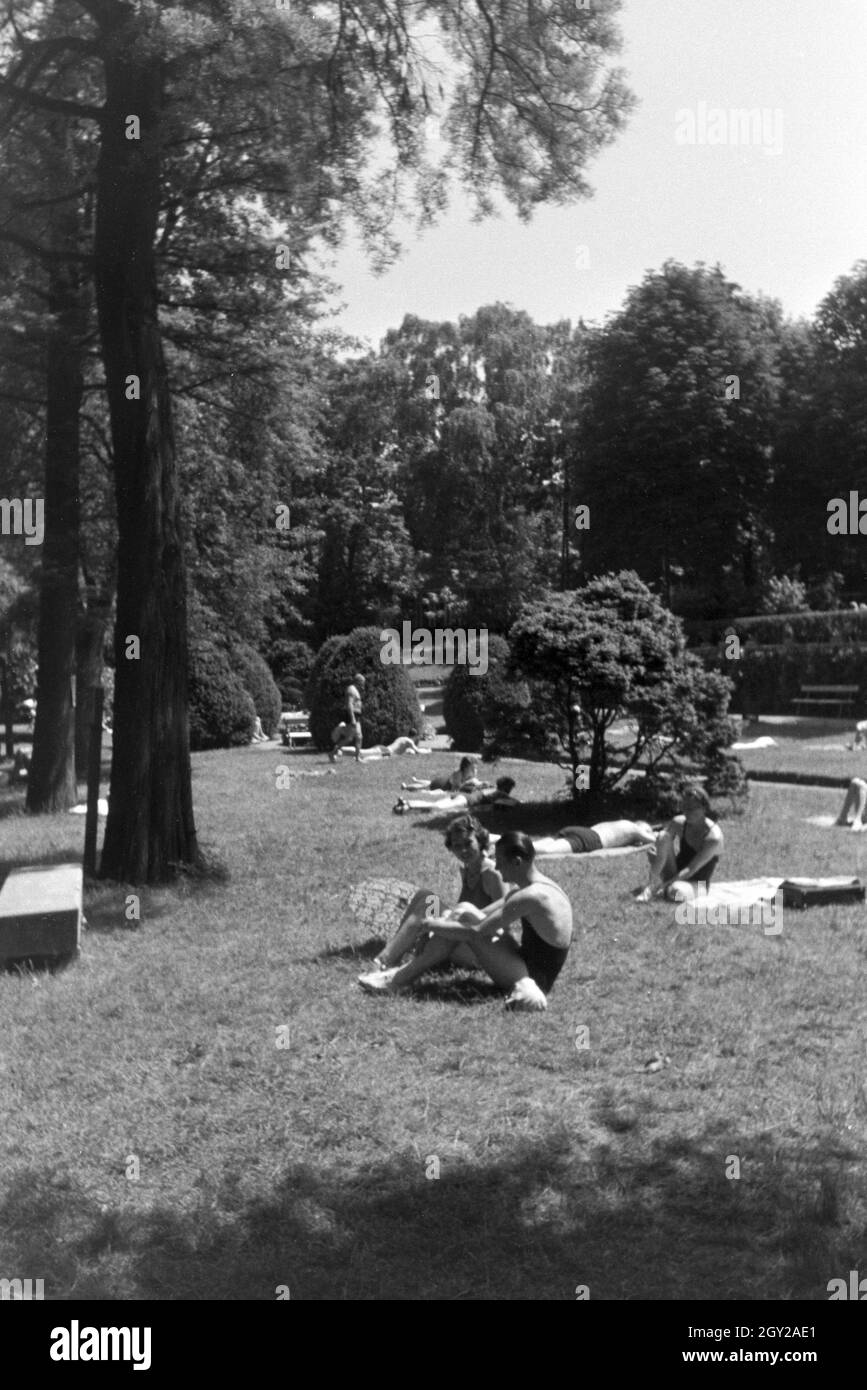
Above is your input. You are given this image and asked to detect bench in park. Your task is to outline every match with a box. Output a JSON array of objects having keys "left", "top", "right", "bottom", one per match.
[
  {"left": 279, "top": 710, "right": 313, "bottom": 749},
  {"left": 792, "top": 684, "right": 859, "bottom": 717},
  {"left": 0, "top": 862, "right": 82, "bottom": 965}
]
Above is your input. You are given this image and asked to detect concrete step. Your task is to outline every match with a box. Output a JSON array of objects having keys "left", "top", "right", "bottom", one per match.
[{"left": 0, "top": 862, "right": 82, "bottom": 963}]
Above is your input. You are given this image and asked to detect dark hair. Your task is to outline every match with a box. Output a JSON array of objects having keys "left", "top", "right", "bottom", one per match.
[
  {"left": 459, "top": 756, "right": 476, "bottom": 776},
  {"left": 680, "top": 782, "right": 712, "bottom": 814},
  {"left": 495, "top": 830, "right": 534, "bottom": 862},
  {"left": 444, "top": 813, "right": 491, "bottom": 852},
  {"left": 495, "top": 776, "right": 516, "bottom": 794}
]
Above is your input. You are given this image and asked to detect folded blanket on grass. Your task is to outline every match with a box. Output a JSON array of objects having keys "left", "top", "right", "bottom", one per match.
[
  {"left": 730, "top": 736, "right": 778, "bottom": 750},
  {"left": 804, "top": 814, "right": 843, "bottom": 828}
]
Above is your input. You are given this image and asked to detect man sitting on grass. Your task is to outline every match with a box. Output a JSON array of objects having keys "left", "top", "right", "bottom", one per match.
[{"left": 358, "top": 831, "right": 572, "bottom": 1012}]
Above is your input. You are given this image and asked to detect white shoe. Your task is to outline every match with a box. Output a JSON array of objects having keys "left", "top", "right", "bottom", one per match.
[
  {"left": 357, "top": 968, "right": 399, "bottom": 995},
  {"left": 504, "top": 978, "right": 548, "bottom": 1012}
]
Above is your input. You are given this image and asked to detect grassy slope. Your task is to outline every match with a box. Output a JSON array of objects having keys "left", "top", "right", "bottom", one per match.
[{"left": 0, "top": 748, "right": 865, "bottom": 1301}]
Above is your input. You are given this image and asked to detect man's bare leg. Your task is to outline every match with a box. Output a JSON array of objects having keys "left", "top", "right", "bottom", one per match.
[{"left": 836, "top": 778, "right": 867, "bottom": 829}]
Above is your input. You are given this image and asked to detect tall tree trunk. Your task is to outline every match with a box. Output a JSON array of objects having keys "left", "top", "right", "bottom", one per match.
[
  {"left": 26, "top": 155, "right": 85, "bottom": 813},
  {"left": 94, "top": 45, "right": 198, "bottom": 883},
  {"left": 75, "top": 584, "right": 114, "bottom": 781}
]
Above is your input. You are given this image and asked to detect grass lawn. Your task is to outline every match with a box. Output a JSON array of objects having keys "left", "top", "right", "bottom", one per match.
[
  {"left": 735, "top": 718, "right": 862, "bottom": 784},
  {"left": 1, "top": 744, "right": 866, "bottom": 1301}
]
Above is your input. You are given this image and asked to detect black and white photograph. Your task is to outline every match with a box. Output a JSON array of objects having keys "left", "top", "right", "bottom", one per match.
[{"left": 1, "top": 0, "right": 865, "bottom": 1345}]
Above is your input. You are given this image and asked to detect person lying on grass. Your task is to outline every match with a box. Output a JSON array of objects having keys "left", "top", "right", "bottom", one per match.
[
  {"left": 835, "top": 777, "right": 867, "bottom": 831},
  {"left": 498, "top": 819, "right": 657, "bottom": 855},
  {"left": 393, "top": 776, "right": 519, "bottom": 815},
  {"left": 635, "top": 783, "right": 724, "bottom": 901},
  {"left": 371, "top": 814, "right": 505, "bottom": 972},
  {"left": 330, "top": 725, "right": 430, "bottom": 759},
  {"left": 401, "top": 756, "right": 479, "bottom": 791},
  {"left": 358, "top": 830, "right": 573, "bottom": 1012}
]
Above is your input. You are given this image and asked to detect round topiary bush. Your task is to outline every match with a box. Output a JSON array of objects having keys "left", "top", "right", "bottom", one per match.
[
  {"left": 232, "top": 642, "right": 282, "bottom": 735},
  {"left": 270, "top": 639, "right": 315, "bottom": 708},
  {"left": 307, "top": 626, "right": 423, "bottom": 749},
  {"left": 304, "top": 634, "right": 345, "bottom": 714},
  {"left": 189, "top": 632, "right": 256, "bottom": 751},
  {"left": 443, "top": 634, "right": 534, "bottom": 751}
]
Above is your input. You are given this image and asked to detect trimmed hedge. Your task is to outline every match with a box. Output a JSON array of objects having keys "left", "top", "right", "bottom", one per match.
[
  {"left": 189, "top": 633, "right": 256, "bottom": 750},
  {"left": 307, "top": 627, "right": 423, "bottom": 749},
  {"left": 233, "top": 642, "right": 282, "bottom": 735},
  {"left": 694, "top": 642, "right": 867, "bottom": 717},
  {"left": 443, "top": 635, "right": 511, "bottom": 749},
  {"left": 687, "top": 608, "right": 867, "bottom": 648}
]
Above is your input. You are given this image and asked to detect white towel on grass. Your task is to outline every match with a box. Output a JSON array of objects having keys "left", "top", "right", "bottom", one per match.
[
  {"left": 730, "top": 736, "right": 777, "bottom": 750},
  {"left": 670, "top": 877, "right": 784, "bottom": 910},
  {"left": 803, "top": 814, "right": 840, "bottom": 828},
  {"left": 68, "top": 799, "right": 109, "bottom": 817}
]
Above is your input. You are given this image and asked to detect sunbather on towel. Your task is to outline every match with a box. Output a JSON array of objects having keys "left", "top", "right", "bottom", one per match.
[
  {"left": 393, "top": 777, "right": 519, "bottom": 815},
  {"left": 640, "top": 784, "right": 724, "bottom": 900},
  {"left": 330, "top": 726, "right": 429, "bottom": 759},
  {"left": 401, "top": 757, "right": 479, "bottom": 791},
  {"left": 494, "top": 820, "right": 657, "bottom": 854},
  {"left": 835, "top": 777, "right": 867, "bottom": 830}
]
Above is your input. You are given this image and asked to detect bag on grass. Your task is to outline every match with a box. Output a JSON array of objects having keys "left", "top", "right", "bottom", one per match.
[{"left": 779, "top": 877, "right": 865, "bottom": 909}]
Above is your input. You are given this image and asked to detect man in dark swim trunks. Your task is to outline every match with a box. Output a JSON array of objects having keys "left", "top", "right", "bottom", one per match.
[{"left": 358, "top": 831, "right": 573, "bottom": 1011}]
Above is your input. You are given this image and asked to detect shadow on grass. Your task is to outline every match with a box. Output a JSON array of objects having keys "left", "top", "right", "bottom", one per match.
[
  {"left": 316, "top": 936, "right": 385, "bottom": 963},
  {"left": 0, "top": 1125, "right": 859, "bottom": 1300}
]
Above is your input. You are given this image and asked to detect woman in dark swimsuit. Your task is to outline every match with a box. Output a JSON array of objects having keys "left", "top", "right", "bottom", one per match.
[
  {"left": 646, "top": 783, "right": 724, "bottom": 899},
  {"left": 359, "top": 831, "right": 573, "bottom": 1012},
  {"left": 370, "top": 815, "right": 504, "bottom": 971}
]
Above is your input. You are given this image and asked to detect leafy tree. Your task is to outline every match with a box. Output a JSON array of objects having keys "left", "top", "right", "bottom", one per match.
[
  {"left": 232, "top": 641, "right": 282, "bottom": 737},
  {"left": 506, "top": 572, "right": 737, "bottom": 798},
  {"left": 770, "top": 263, "right": 867, "bottom": 596},
  {"left": 442, "top": 633, "right": 536, "bottom": 752},
  {"left": 578, "top": 263, "right": 786, "bottom": 613}
]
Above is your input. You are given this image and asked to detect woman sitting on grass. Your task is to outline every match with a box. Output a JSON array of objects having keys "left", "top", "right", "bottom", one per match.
[
  {"left": 358, "top": 831, "right": 573, "bottom": 1013},
  {"left": 637, "top": 783, "right": 724, "bottom": 900},
  {"left": 835, "top": 777, "right": 867, "bottom": 831},
  {"left": 371, "top": 814, "right": 505, "bottom": 972},
  {"left": 393, "top": 776, "right": 519, "bottom": 815}
]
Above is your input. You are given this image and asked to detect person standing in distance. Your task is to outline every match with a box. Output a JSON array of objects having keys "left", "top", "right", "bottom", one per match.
[{"left": 330, "top": 674, "right": 366, "bottom": 762}]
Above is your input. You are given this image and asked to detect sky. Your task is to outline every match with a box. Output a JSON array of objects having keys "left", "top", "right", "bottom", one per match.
[{"left": 319, "top": 0, "right": 867, "bottom": 351}]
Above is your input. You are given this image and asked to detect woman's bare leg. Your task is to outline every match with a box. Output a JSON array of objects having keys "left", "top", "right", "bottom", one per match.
[{"left": 647, "top": 830, "right": 677, "bottom": 891}]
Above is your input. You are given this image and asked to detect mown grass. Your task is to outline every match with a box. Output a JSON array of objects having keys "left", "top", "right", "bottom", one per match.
[{"left": 1, "top": 742, "right": 865, "bottom": 1301}]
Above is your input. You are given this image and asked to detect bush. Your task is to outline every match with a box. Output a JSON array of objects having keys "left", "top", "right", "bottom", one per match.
[
  {"left": 443, "top": 635, "right": 520, "bottom": 750},
  {"left": 189, "top": 632, "right": 256, "bottom": 751},
  {"left": 304, "top": 635, "right": 345, "bottom": 713},
  {"left": 233, "top": 642, "right": 282, "bottom": 735},
  {"left": 270, "top": 639, "right": 315, "bottom": 707},
  {"left": 306, "top": 627, "right": 423, "bottom": 749}
]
